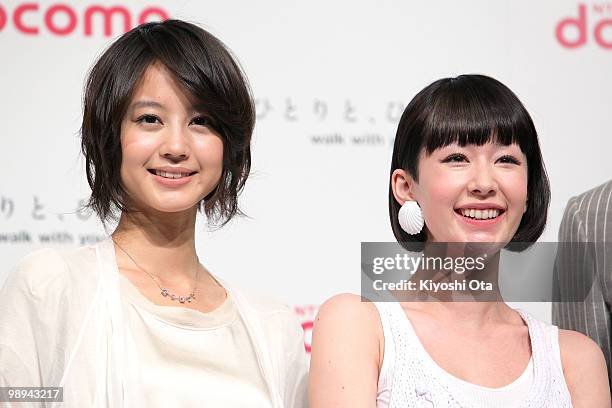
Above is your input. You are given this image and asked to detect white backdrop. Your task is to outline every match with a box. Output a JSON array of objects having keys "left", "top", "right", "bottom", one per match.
[{"left": 1, "top": 0, "right": 611, "bottom": 351}]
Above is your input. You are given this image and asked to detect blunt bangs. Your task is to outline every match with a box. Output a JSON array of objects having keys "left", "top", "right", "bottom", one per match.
[
  {"left": 389, "top": 74, "right": 550, "bottom": 250},
  {"left": 401, "top": 75, "right": 538, "bottom": 179}
]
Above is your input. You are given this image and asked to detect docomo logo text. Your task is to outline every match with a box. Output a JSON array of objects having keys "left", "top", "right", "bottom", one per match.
[
  {"left": 556, "top": 3, "right": 612, "bottom": 49},
  {"left": 0, "top": 3, "right": 169, "bottom": 36}
]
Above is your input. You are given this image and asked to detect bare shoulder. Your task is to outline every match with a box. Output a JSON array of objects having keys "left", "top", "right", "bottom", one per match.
[
  {"left": 558, "top": 329, "right": 611, "bottom": 406},
  {"left": 559, "top": 329, "right": 606, "bottom": 367},
  {"left": 313, "top": 293, "right": 383, "bottom": 355},
  {"left": 314, "top": 293, "right": 386, "bottom": 351},
  {"left": 315, "top": 293, "right": 381, "bottom": 327}
]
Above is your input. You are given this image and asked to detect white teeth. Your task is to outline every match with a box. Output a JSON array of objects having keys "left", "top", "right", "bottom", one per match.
[
  {"left": 154, "top": 170, "right": 190, "bottom": 179},
  {"left": 460, "top": 208, "right": 500, "bottom": 219}
]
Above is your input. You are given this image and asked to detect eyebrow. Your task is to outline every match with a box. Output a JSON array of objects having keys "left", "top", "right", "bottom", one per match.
[
  {"left": 128, "top": 100, "right": 207, "bottom": 117},
  {"left": 130, "top": 100, "right": 165, "bottom": 110}
]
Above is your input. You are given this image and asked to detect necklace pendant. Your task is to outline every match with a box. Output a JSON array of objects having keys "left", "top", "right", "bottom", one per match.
[
  {"left": 159, "top": 288, "right": 196, "bottom": 303},
  {"left": 113, "top": 240, "right": 198, "bottom": 305}
]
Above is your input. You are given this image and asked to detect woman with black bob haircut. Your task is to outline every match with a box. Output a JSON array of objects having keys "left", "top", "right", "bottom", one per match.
[
  {"left": 388, "top": 75, "right": 549, "bottom": 249},
  {"left": 0, "top": 20, "right": 307, "bottom": 407},
  {"left": 310, "top": 75, "right": 610, "bottom": 407}
]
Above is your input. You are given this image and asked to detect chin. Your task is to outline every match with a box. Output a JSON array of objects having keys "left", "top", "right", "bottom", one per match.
[
  {"left": 465, "top": 234, "right": 512, "bottom": 245},
  {"left": 145, "top": 200, "right": 200, "bottom": 214},
  {"left": 158, "top": 206, "right": 197, "bottom": 214}
]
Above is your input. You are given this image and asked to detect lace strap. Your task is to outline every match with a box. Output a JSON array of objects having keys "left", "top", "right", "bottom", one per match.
[{"left": 373, "top": 302, "right": 396, "bottom": 405}]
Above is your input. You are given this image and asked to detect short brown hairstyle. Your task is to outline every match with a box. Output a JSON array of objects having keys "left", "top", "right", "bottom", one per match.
[{"left": 81, "top": 20, "right": 255, "bottom": 226}]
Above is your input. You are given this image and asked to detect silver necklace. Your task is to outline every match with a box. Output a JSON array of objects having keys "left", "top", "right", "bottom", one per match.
[{"left": 113, "top": 239, "right": 199, "bottom": 304}]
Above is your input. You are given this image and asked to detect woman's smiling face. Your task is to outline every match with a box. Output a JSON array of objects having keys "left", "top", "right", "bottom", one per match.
[
  {"left": 119, "top": 63, "right": 224, "bottom": 214},
  {"left": 393, "top": 142, "right": 528, "bottom": 244}
]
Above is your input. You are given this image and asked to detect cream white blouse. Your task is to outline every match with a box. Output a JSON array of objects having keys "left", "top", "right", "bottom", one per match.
[
  {"left": 119, "top": 274, "right": 272, "bottom": 407},
  {"left": 0, "top": 239, "right": 308, "bottom": 407}
]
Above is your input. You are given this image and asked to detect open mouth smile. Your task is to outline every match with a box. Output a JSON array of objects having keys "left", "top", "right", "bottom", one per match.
[
  {"left": 147, "top": 169, "right": 197, "bottom": 179},
  {"left": 457, "top": 208, "right": 503, "bottom": 220},
  {"left": 454, "top": 205, "right": 506, "bottom": 225},
  {"left": 147, "top": 167, "right": 198, "bottom": 186}
]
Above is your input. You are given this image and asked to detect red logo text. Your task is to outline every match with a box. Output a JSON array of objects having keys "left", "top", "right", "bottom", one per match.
[
  {"left": 556, "top": 3, "right": 612, "bottom": 49},
  {"left": 0, "top": 3, "right": 169, "bottom": 36}
]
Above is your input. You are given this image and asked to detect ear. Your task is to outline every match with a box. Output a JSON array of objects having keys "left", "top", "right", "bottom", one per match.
[{"left": 391, "top": 169, "right": 418, "bottom": 206}]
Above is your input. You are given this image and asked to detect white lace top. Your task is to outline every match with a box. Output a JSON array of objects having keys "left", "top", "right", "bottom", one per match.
[{"left": 374, "top": 302, "right": 573, "bottom": 407}]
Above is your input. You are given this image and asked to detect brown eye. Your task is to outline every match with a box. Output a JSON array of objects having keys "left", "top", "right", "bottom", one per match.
[
  {"left": 497, "top": 155, "right": 521, "bottom": 165},
  {"left": 442, "top": 153, "right": 468, "bottom": 163},
  {"left": 191, "top": 116, "right": 211, "bottom": 127},
  {"left": 136, "top": 114, "right": 161, "bottom": 125}
]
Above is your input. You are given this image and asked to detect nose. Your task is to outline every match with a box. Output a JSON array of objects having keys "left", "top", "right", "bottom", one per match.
[
  {"left": 467, "top": 164, "right": 498, "bottom": 197},
  {"left": 160, "top": 126, "right": 190, "bottom": 162}
]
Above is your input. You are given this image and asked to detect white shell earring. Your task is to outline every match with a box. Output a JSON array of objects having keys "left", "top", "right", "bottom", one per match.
[{"left": 398, "top": 200, "right": 424, "bottom": 235}]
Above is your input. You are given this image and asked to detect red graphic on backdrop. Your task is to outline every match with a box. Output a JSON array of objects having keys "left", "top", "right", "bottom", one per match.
[
  {"left": 556, "top": 3, "right": 612, "bottom": 49},
  {"left": 302, "top": 321, "right": 313, "bottom": 353},
  {"left": 295, "top": 304, "right": 318, "bottom": 353},
  {"left": 0, "top": 3, "right": 169, "bottom": 36},
  {"left": 0, "top": 5, "right": 6, "bottom": 31}
]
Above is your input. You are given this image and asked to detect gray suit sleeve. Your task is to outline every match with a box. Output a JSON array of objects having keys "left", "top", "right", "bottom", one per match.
[{"left": 552, "top": 186, "right": 612, "bottom": 384}]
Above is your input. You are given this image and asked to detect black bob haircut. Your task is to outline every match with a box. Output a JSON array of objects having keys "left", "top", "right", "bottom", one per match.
[
  {"left": 389, "top": 74, "right": 550, "bottom": 250},
  {"left": 81, "top": 19, "right": 255, "bottom": 227}
]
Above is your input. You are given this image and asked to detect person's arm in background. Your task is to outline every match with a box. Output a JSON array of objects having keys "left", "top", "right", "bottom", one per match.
[
  {"left": 309, "top": 294, "right": 382, "bottom": 408},
  {"left": 552, "top": 181, "right": 612, "bottom": 388}
]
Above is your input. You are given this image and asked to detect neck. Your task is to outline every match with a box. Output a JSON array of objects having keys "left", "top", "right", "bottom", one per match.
[
  {"left": 415, "top": 300, "right": 512, "bottom": 329},
  {"left": 111, "top": 206, "right": 199, "bottom": 283},
  {"left": 409, "top": 243, "right": 503, "bottom": 302},
  {"left": 404, "top": 243, "right": 510, "bottom": 327}
]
